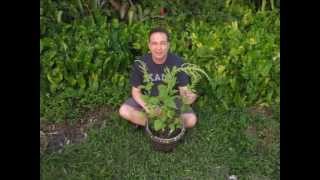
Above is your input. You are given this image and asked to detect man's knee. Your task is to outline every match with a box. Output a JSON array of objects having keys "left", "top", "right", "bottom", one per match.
[
  {"left": 182, "top": 113, "right": 197, "bottom": 128},
  {"left": 119, "top": 104, "right": 129, "bottom": 118}
]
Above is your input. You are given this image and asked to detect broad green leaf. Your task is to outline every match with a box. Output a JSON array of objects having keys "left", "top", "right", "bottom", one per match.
[
  {"left": 154, "top": 120, "right": 164, "bottom": 131},
  {"left": 78, "top": 76, "right": 86, "bottom": 90},
  {"left": 260, "top": 62, "right": 272, "bottom": 76},
  {"left": 158, "top": 85, "right": 169, "bottom": 100},
  {"left": 56, "top": 10, "right": 63, "bottom": 23},
  {"left": 149, "top": 97, "right": 160, "bottom": 105},
  {"left": 46, "top": 74, "right": 55, "bottom": 86},
  {"left": 132, "top": 42, "right": 141, "bottom": 50},
  {"left": 164, "top": 98, "right": 177, "bottom": 109}
]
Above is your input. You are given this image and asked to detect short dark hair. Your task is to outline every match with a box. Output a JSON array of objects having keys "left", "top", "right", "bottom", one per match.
[{"left": 149, "top": 27, "right": 170, "bottom": 42}]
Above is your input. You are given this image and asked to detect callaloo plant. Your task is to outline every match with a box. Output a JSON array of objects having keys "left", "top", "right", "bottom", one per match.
[{"left": 135, "top": 60, "right": 213, "bottom": 135}]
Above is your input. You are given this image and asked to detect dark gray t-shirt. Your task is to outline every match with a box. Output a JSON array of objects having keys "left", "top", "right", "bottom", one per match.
[{"left": 130, "top": 53, "right": 189, "bottom": 96}]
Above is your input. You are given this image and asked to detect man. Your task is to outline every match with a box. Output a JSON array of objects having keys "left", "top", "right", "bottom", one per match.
[{"left": 119, "top": 27, "right": 198, "bottom": 128}]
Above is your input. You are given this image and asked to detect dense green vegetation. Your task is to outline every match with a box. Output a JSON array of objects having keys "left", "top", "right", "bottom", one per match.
[
  {"left": 40, "top": 1, "right": 279, "bottom": 122},
  {"left": 40, "top": 0, "right": 279, "bottom": 179}
]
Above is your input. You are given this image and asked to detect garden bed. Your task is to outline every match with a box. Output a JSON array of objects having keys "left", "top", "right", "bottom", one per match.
[{"left": 40, "top": 106, "right": 113, "bottom": 154}]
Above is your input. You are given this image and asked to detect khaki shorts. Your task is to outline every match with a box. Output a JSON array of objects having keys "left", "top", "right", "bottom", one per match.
[{"left": 124, "top": 97, "right": 195, "bottom": 114}]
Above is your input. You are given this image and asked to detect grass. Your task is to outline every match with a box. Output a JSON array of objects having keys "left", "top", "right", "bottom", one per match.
[{"left": 40, "top": 105, "right": 279, "bottom": 180}]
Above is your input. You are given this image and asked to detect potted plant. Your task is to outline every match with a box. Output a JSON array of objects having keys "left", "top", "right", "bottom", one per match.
[{"left": 135, "top": 60, "right": 211, "bottom": 152}]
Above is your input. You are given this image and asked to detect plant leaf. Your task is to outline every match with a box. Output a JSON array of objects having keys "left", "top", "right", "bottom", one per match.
[{"left": 154, "top": 120, "right": 164, "bottom": 131}]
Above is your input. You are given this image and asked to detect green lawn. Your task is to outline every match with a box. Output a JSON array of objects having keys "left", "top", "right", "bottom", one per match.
[{"left": 40, "top": 106, "right": 279, "bottom": 180}]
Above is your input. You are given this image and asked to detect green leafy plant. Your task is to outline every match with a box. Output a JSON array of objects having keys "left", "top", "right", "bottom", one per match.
[
  {"left": 173, "top": 8, "right": 279, "bottom": 111},
  {"left": 41, "top": 13, "right": 133, "bottom": 94},
  {"left": 135, "top": 60, "right": 212, "bottom": 136},
  {"left": 40, "top": 1, "right": 279, "bottom": 122}
]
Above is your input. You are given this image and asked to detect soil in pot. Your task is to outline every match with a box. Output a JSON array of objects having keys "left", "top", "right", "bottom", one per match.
[{"left": 150, "top": 128, "right": 182, "bottom": 139}]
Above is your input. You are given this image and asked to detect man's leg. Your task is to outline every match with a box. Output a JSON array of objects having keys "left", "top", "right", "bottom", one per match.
[
  {"left": 175, "top": 98, "right": 197, "bottom": 129},
  {"left": 120, "top": 104, "right": 197, "bottom": 128},
  {"left": 119, "top": 98, "right": 147, "bottom": 126}
]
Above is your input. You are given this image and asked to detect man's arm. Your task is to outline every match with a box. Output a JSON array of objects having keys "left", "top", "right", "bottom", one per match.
[
  {"left": 179, "top": 86, "right": 198, "bottom": 104},
  {"left": 132, "top": 86, "right": 148, "bottom": 111}
]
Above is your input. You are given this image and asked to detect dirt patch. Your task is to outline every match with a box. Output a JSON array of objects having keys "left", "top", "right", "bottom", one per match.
[
  {"left": 245, "top": 124, "right": 258, "bottom": 139},
  {"left": 245, "top": 124, "right": 278, "bottom": 153},
  {"left": 247, "top": 105, "right": 273, "bottom": 118},
  {"left": 245, "top": 105, "right": 279, "bottom": 153},
  {"left": 257, "top": 127, "right": 276, "bottom": 152},
  {"left": 40, "top": 106, "right": 113, "bottom": 154}
]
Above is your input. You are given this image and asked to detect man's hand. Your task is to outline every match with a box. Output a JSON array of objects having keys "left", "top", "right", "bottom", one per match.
[
  {"left": 154, "top": 107, "right": 162, "bottom": 116},
  {"left": 183, "top": 91, "right": 197, "bottom": 104},
  {"left": 144, "top": 106, "right": 162, "bottom": 116},
  {"left": 179, "top": 87, "right": 198, "bottom": 105}
]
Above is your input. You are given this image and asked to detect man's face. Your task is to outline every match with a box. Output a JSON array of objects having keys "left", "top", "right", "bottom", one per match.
[{"left": 148, "top": 32, "right": 169, "bottom": 62}]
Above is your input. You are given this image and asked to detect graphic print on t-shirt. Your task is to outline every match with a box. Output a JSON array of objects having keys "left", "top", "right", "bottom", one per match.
[
  {"left": 130, "top": 53, "right": 190, "bottom": 96},
  {"left": 149, "top": 73, "right": 166, "bottom": 82}
]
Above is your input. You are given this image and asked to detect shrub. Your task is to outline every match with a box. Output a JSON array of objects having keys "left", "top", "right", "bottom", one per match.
[{"left": 40, "top": 4, "right": 279, "bottom": 121}]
